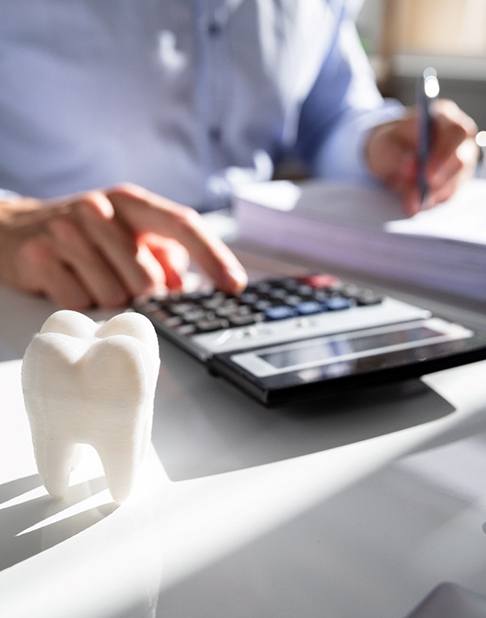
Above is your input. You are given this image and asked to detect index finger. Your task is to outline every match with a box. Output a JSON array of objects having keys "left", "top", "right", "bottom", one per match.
[{"left": 106, "top": 184, "right": 247, "bottom": 293}]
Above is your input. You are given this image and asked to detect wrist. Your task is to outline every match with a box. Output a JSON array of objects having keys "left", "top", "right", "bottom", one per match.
[
  {"left": 0, "top": 196, "right": 42, "bottom": 227},
  {"left": 0, "top": 197, "right": 42, "bottom": 281}
]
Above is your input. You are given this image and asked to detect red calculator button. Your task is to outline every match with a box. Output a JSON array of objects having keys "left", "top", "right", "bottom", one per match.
[{"left": 300, "top": 274, "right": 341, "bottom": 288}]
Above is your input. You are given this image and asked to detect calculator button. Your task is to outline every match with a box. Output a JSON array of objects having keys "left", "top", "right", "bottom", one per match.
[
  {"left": 175, "top": 324, "right": 197, "bottom": 336},
  {"left": 283, "top": 295, "right": 303, "bottom": 307},
  {"left": 296, "top": 301, "right": 324, "bottom": 316},
  {"left": 183, "top": 309, "right": 208, "bottom": 323},
  {"left": 356, "top": 291, "right": 383, "bottom": 306},
  {"left": 195, "top": 318, "right": 230, "bottom": 333},
  {"left": 313, "top": 290, "right": 331, "bottom": 302},
  {"left": 340, "top": 284, "right": 361, "bottom": 299},
  {"left": 167, "top": 302, "right": 197, "bottom": 316},
  {"left": 152, "top": 311, "right": 184, "bottom": 329},
  {"left": 296, "top": 284, "right": 313, "bottom": 297},
  {"left": 182, "top": 291, "right": 212, "bottom": 302},
  {"left": 264, "top": 306, "right": 297, "bottom": 321},
  {"left": 325, "top": 297, "right": 352, "bottom": 311},
  {"left": 240, "top": 292, "right": 259, "bottom": 305},
  {"left": 253, "top": 299, "right": 273, "bottom": 311},
  {"left": 268, "top": 288, "right": 288, "bottom": 301},
  {"left": 202, "top": 297, "right": 226, "bottom": 310},
  {"left": 229, "top": 314, "right": 259, "bottom": 327},
  {"left": 280, "top": 278, "right": 300, "bottom": 291},
  {"left": 300, "top": 274, "right": 341, "bottom": 289},
  {"left": 216, "top": 304, "right": 240, "bottom": 318},
  {"left": 255, "top": 281, "right": 272, "bottom": 294}
]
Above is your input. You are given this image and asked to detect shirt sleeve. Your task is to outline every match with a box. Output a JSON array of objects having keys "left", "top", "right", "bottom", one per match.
[
  {"left": 296, "top": 0, "right": 405, "bottom": 186},
  {"left": 0, "top": 189, "right": 20, "bottom": 200}
]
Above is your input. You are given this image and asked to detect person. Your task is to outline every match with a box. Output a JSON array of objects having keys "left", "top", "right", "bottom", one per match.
[{"left": 0, "top": 0, "right": 479, "bottom": 309}]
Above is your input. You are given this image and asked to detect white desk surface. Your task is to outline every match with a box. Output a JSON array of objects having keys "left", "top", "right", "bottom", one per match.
[{"left": 1, "top": 248, "right": 486, "bottom": 618}]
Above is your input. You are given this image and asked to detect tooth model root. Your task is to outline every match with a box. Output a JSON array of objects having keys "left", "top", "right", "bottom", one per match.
[
  {"left": 34, "top": 437, "right": 79, "bottom": 498},
  {"left": 22, "top": 310, "right": 160, "bottom": 504}
]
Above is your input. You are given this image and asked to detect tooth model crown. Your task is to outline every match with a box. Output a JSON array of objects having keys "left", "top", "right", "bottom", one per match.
[{"left": 22, "top": 310, "right": 160, "bottom": 504}]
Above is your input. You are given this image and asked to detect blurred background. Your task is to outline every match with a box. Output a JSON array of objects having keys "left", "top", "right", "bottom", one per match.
[{"left": 355, "top": 0, "right": 486, "bottom": 129}]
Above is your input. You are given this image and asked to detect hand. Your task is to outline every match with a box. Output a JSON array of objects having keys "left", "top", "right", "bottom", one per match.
[
  {"left": 366, "top": 99, "right": 479, "bottom": 215},
  {"left": 0, "top": 183, "right": 247, "bottom": 308}
]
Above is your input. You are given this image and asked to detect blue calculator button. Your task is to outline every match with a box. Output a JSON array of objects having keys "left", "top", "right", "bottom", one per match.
[
  {"left": 296, "top": 301, "right": 324, "bottom": 316},
  {"left": 325, "top": 296, "right": 352, "bottom": 311},
  {"left": 264, "top": 306, "right": 297, "bottom": 321}
]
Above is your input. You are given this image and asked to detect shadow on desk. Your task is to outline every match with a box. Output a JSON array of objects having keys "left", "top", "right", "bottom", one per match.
[
  {"left": 153, "top": 342, "right": 456, "bottom": 482},
  {"left": 0, "top": 475, "right": 115, "bottom": 572}
]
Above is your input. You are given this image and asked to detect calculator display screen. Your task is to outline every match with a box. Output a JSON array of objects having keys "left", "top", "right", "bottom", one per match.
[{"left": 258, "top": 326, "right": 443, "bottom": 370}]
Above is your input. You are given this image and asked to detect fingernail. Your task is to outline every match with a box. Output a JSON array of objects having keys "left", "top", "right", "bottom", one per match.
[{"left": 226, "top": 267, "right": 247, "bottom": 292}]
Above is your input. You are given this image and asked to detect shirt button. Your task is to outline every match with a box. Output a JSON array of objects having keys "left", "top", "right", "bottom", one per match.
[
  {"left": 208, "top": 126, "right": 222, "bottom": 143},
  {"left": 207, "top": 20, "right": 223, "bottom": 37}
]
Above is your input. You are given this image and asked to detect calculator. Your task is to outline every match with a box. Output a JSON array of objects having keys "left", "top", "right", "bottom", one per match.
[{"left": 135, "top": 274, "right": 486, "bottom": 405}]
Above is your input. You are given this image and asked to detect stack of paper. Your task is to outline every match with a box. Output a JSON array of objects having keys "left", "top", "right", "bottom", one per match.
[{"left": 233, "top": 179, "right": 486, "bottom": 302}]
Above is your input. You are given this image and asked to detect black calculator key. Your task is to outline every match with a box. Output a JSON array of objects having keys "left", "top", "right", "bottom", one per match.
[
  {"left": 216, "top": 304, "right": 240, "bottom": 318},
  {"left": 182, "top": 291, "right": 212, "bottom": 302},
  {"left": 155, "top": 313, "right": 184, "bottom": 328},
  {"left": 283, "top": 295, "right": 303, "bottom": 307},
  {"left": 151, "top": 308, "right": 171, "bottom": 320},
  {"left": 296, "top": 284, "right": 313, "bottom": 297},
  {"left": 264, "top": 305, "right": 297, "bottom": 321},
  {"left": 280, "top": 278, "right": 300, "bottom": 291},
  {"left": 255, "top": 281, "right": 272, "bottom": 294},
  {"left": 313, "top": 290, "right": 331, "bottom": 302},
  {"left": 268, "top": 288, "right": 288, "bottom": 301},
  {"left": 340, "top": 284, "right": 361, "bottom": 299},
  {"left": 167, "top": 302, "right": 197, "bottom": 316},
  {"left": 175, "top": 324, "right": 197, "bottom": 336},
  {"left": 228, "top": 314, "right": 258, "bottom": 327},
  {"left": 196, "top": 318, "right": 230, "bottom": 333},
  {"left": 202, "top": 295, "right": 227, "bottom": 310},
  {"left": 235, "top": 305, "right": 252, "bottom": 316},
  {"left": 183, "top": 309, "right": 208, "bottom": 323},
  {"left": 254, "top": 299, "right": 273, "bottom": 311},
  {"left": 356, "top": 291, "right": 383, "bottom": 306},
  {"left": 240, "top": 292, "right": 259, "bottom": 305}
]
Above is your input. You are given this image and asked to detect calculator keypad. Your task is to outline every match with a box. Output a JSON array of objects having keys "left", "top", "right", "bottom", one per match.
[{"left": 142, "top": 275, "right": 383, "bottom": 336}]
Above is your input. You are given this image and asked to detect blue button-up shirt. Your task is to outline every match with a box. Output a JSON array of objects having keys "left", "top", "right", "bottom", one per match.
[{"left": 0, "top": 0, "right": 402, "bottom": 209}]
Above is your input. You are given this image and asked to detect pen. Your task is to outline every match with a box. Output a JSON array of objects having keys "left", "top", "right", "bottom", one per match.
[{"left": 417, "top": 67, "right": 440, "bottom": 208}]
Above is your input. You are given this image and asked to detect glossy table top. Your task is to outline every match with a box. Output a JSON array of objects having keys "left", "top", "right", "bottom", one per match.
[{"left": 1, "top": 246, "right": 486, "bottom": 618}]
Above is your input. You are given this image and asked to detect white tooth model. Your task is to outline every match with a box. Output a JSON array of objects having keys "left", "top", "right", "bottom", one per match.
[{"left": 22, "top": 310, "right": 160, "bottom": 504}]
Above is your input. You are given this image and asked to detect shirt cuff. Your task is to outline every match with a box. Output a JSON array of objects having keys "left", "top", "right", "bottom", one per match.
[
  {"left": 312, "top": 99, "right": 406, "bottom": 187},
  {"left": 0, "top": 189, "right": 20, "bottom": 201}
]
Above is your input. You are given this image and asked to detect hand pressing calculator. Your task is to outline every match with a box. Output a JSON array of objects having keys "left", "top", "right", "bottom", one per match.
[{"left": 135, "top": 274, "right": 486, "bottom": 405}]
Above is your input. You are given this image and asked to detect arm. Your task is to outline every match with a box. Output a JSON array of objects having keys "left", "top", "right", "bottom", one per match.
[
  {"left": 296, "top": 0, "right": 404, "bottom": 185},
  {"left": 296, "top": 1, "right": 479, "bottom": 213},
  {"left": 0, "top": 185, "right": 246, "bottom": 308}
]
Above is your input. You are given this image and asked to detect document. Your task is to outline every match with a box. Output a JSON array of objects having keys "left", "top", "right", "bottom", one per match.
[{"left": 233, "top": 179, "right": 486, "bottom": 302}]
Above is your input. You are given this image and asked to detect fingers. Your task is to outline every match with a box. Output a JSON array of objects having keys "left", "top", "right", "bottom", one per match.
[
  {"left": 72, "top": 192, "right": 162, "bottom": 297},
  {"left": 107, "top": 184, "right": 247, "bottom": 293},
  {"left": 427, "top": 100, "right": 478, "bottom": 181},
  {"left": 144, "top": 235, "right": 189, "bottom": 291},
  {"left": 42, "top": 262, "right": 92, "bottom": 309},
  {"left": 8, "top": 184, "right": 248, "bottom": 309},
  {"left": 17, "top": 236, "right": 92, "bottom": 309},
  {"left": 368, "top": 100, "right": 479, "bottom": 216},
  {"left": 402, "top": 185, "right": 421, "bottom": 217},
  {"left": 47, "top": 216, "right": 129, "bottom": 307}
]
